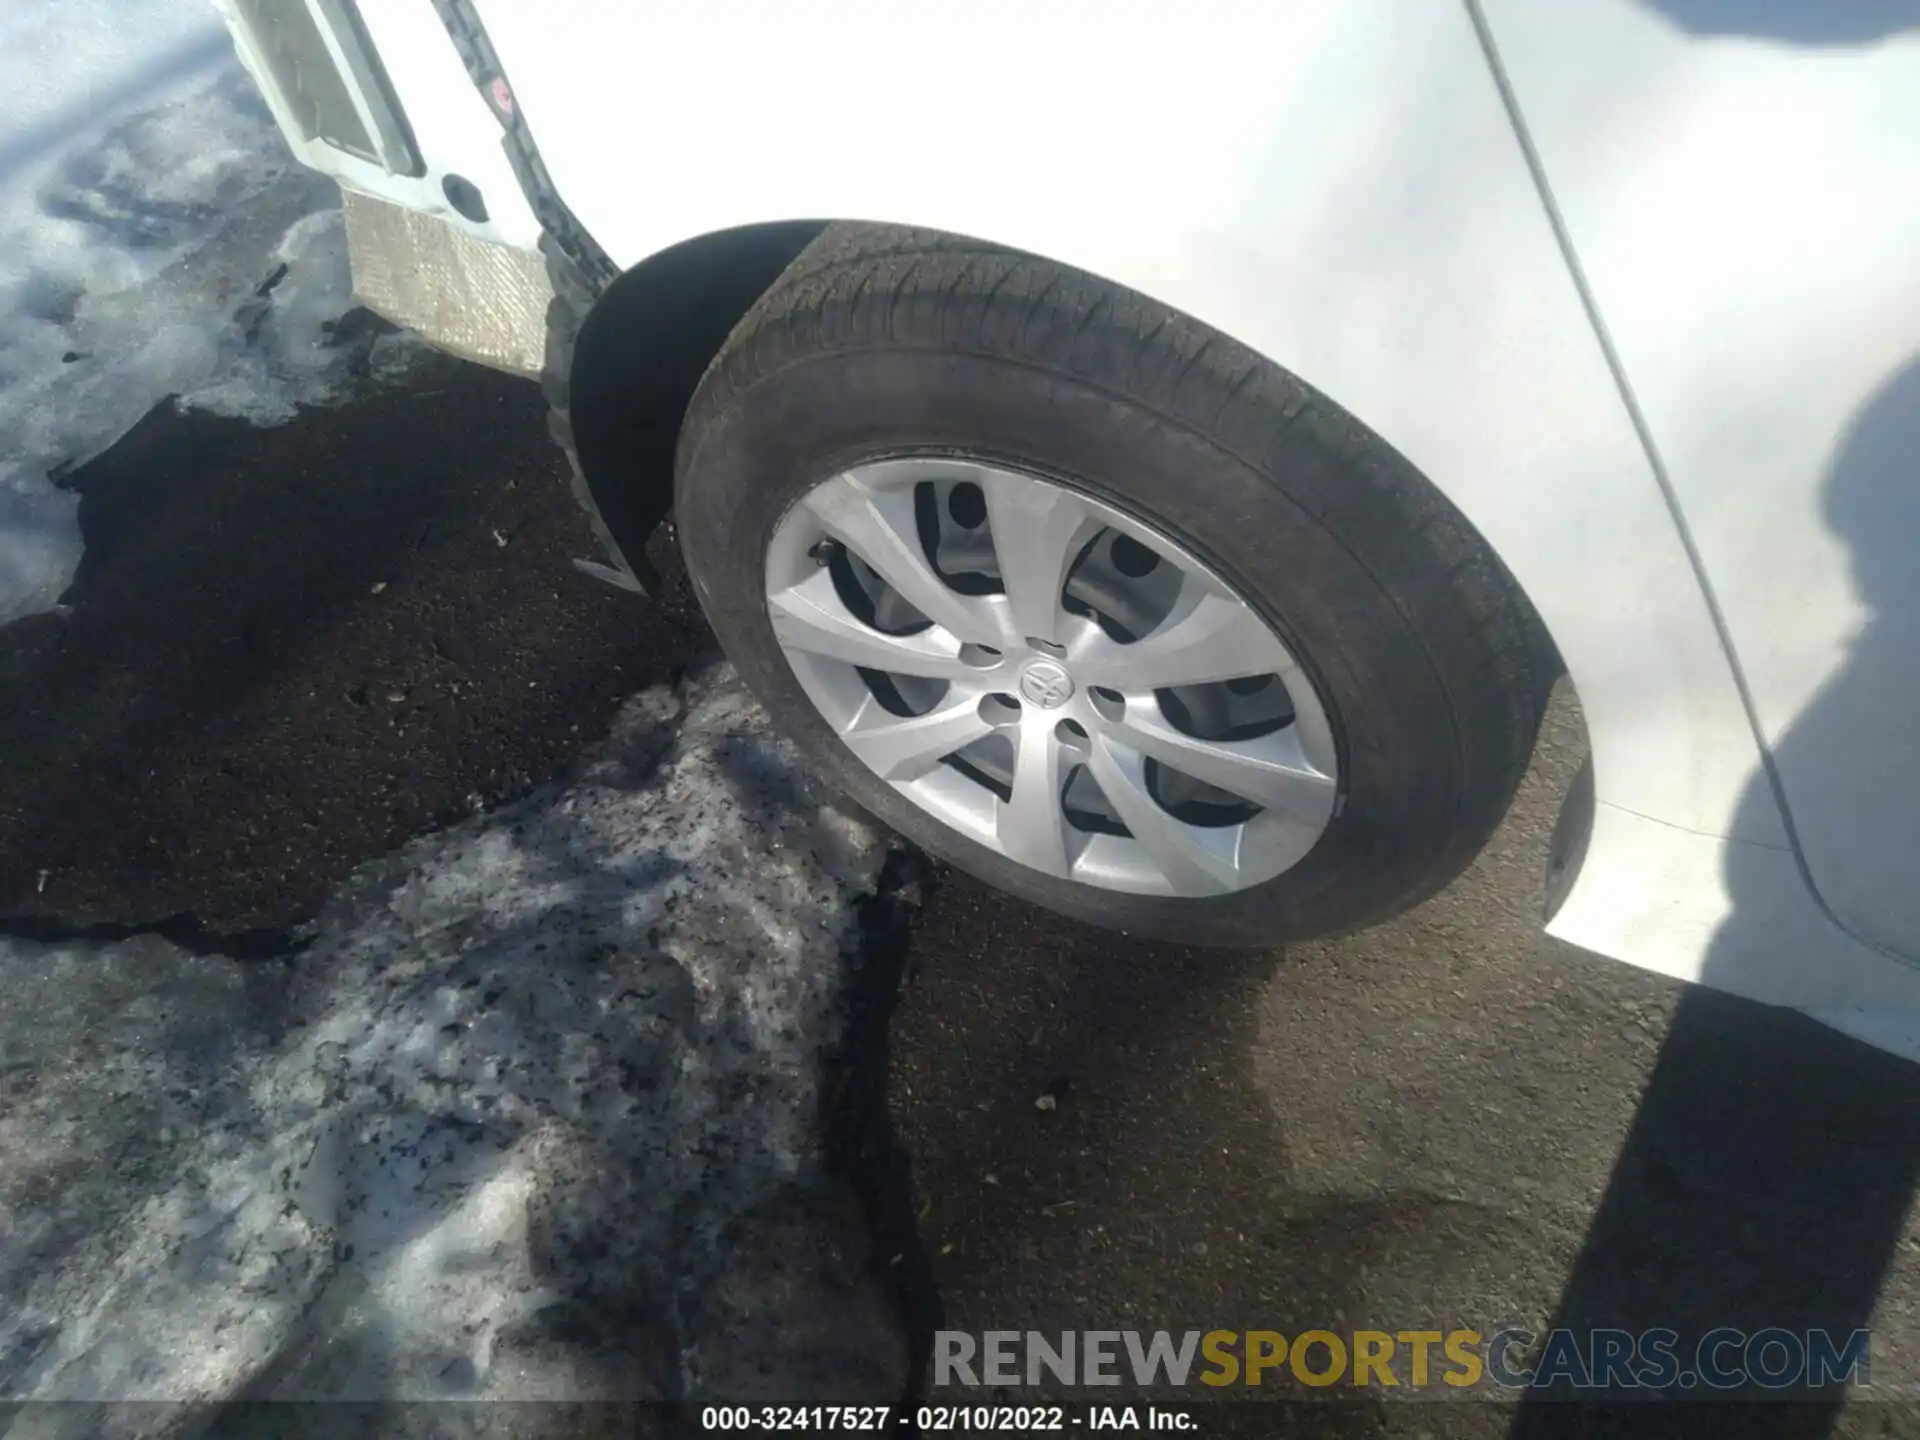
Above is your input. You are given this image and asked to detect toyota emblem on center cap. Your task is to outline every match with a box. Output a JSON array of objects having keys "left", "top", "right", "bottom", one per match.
[{"left": 1018, "top": 659, "right": 1076, "bottom": 709}]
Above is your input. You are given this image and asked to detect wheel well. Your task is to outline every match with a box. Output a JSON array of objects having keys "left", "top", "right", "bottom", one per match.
[
  {"left": 564, "top": 216, "right": 1566, "bottom": 705},
  {"left": 566, "top": 221, "right": 826, "bottom": 570}
]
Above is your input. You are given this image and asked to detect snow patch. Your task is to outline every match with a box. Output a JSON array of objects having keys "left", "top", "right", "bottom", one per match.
[
  {"left": 0, "top": 1, "right": 398, "bottom": 628},
  {"left": 0, "top": 671, "right": 903, "bottom": 1430}
]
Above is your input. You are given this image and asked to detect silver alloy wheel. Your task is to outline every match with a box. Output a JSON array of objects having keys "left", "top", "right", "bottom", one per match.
[{"left": 764, "top": 457, "right": 1341, "bottom": 897}]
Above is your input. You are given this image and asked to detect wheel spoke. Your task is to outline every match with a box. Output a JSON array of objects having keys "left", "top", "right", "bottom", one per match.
[
  {"left": 1075, "top": 586, "right": 1292, "bottom": 690},
  {"left": 1086, "top": 737, "right": 1241, "bottom": 894},
  {"left": 978, "top": 469, "right": 1101, "bottom": 645},
  {"left": 997, "top": 719, "right": 1074, "bottom": 876},
  {"left": 767, "top": 457, "right": 1342, "bottom": 900},
  {"left": 839, "top": 694, "right": 993, "bottom": 782},
  {"left": 803, "top": 476, "right": 996, "bottom": 643},
  {"left": 770, "top": 570, "right": 974, "bottom": 679},
  {"left": 1106, "top": 704, "right": 1336, "bottom": 821}
]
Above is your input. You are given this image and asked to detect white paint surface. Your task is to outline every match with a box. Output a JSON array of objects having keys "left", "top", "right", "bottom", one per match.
[
  {"left": 1481, "top": 0, "right": 1920, "bottom": 958},
  {"left": 461, "top": 0, "right": 1773, "bottom": 846},
  {"left": 210, "top": 0, "right": 541, "bottom": 249}
]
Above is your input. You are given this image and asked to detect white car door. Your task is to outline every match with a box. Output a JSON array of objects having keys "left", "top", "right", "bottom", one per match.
[{"left": 1478, "top": 0, "right": 1920, "bottom": 961}]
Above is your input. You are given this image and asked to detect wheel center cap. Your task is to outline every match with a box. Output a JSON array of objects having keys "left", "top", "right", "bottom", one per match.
[{"left": 1018, "top": 658, "right": 1076, "bottom": 709}]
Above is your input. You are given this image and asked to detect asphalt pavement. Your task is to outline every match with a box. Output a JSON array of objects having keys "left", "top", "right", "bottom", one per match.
[{"left": 3, "top": 352, "right": 1917, "bottom": 1439}]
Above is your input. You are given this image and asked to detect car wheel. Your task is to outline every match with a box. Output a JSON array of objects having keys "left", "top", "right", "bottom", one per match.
[{"left": 673, "top": 226, "right": 1545, "bottom": 945}]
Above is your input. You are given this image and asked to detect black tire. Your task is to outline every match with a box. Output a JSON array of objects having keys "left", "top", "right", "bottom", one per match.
[{"left": 674, "top": 225, "right": 1544, "bottom": 945}]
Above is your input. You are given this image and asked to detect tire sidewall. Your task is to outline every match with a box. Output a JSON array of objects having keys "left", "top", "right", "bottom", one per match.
[{"left": 678, "top": 343, "right": 1475, "bottom": 945}]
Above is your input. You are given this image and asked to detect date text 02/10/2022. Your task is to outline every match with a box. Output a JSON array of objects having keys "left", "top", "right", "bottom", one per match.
[{"left": 697, "top": 1405, "right": 1198, "bottom": 1431}]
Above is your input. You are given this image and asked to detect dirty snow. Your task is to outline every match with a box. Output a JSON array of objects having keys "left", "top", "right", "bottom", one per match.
[
  {"left": 0, "top": 671, "right": 911, "bottom": 1433},
  {"left": 0, "top": 0, "right": 393, "bottom": 628}
]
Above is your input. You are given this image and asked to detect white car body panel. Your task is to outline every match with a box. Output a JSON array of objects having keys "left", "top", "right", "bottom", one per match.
[
  {"left": 211, "top": 0, "right": 541, "bottom": 248},
  {"left": 469, "top": 0, "right": 1775, "bottom": 838},
  {"left": 213, "top": 0, "right": 1920, "bottom": 1057},
  {"left": 1480, "top": 0, "right": 1920, "bottom": 961}
]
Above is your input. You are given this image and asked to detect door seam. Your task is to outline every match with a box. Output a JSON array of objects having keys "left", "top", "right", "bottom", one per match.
[{"left": 1458, "top": 0, "right": 1912, "bottom": 967}]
